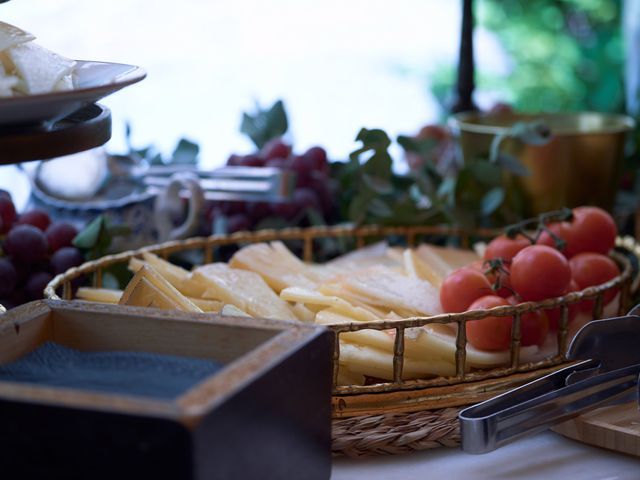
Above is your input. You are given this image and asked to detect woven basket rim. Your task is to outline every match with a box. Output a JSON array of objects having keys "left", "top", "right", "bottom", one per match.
[{"left": 43, "top": 225, "right": 638, "bottom": 405}]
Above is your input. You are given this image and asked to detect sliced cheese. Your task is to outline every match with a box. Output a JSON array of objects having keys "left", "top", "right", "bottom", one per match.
[
  {"left": 193, "top": 263, "right": 297, "bottom": 321},
  {"left": 402, "top": 249, "right": 444, "bottom": 287},
  {"left": 0, "top": 21, "right": 35, "bottom": 52},
  {"left": 229, "top": 241, "right": 318, "bottom": 292},
  {"left": 334, "top": 265, "right": 442, "bottom": 316},
  {"left": 280, "top": 286, "right": 379, "bottom": 321},
  {"left": 119, "top": 265, "right": 202, "bottom": 313},
  {"left": 129, "top": 252, "right": 205, "bottom": 298},
  {"left": 8, "top": 42, "right": 75, "bottom": 95},
  {"left": 76, "top": 287, "right": 123, "bottom": 304}
]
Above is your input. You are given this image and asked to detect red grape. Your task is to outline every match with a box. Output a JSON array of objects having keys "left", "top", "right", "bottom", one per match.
[
  {"left": 50, "top": 246, "right": 84, "bottom": 275},
  {"left": 17, "top": 209, "right": 51, "bottom": 231},
  {"left": 0, "top": 197, "right": 16, "bottom": 234},
  {"left": 260, "top": 138, "right": 291, "bottom": 161},
  {"left": 265, "top": 157, "right": 291, "bottom": 170},
  {"left": 0, "top": 258, "right": 17, "bottom": 297},
  {"left": 25, "top": 271, "right": 53, "bottom": 300},
  {"left": 271, "top": 201, "right": 298, "bottom": 219},
  {"left": 290, "top": 154, "right": 315, "bottom": 180},
  {"left": 4, "top": 225, "right": 49, "bottom": 264},
  {"left": 226, "top": 213, "right": 252, "bottom": 233},
  {"left": 247, "top": 202, "right": 272, "bottom": 222},
  {"left": 45, "top": 222, "right": 79, "bottom": 252},
  {"left": 293, "top": 188, "right": 321, "bottom": 212},
  {"left": 0, "top": 189, "right": 11, "bottom": 201},
  {"left": 238, "top": 154, "right": 264, "bottom": 167},
  {"left": 304, "top": 146, "right": 329, "bottom": 173},
  {"left": 226, "top": 154, "right": 244, "bottom": 166}
]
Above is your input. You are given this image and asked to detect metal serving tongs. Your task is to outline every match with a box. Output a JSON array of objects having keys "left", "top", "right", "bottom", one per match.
[{"left": 459, "top": 306, "right": 640, "bottom": 454}]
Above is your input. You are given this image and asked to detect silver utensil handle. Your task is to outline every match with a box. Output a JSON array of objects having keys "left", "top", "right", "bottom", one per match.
[{"left": 459, "top": 362, "right": 640, "bottom": 454}]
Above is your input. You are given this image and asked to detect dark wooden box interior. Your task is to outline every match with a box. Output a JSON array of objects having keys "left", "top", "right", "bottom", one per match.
[{"left": 0, "top": 300, "right": 333, "bottom": 480}]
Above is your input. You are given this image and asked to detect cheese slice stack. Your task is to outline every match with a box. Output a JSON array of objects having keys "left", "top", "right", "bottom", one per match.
[{"left": 0, "top": 21, "right": 76, "bottom": 97}]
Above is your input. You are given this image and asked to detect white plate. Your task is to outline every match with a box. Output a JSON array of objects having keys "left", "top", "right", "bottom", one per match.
[{"left": 0, "top": 60, "right": 146, "bottom": 126}]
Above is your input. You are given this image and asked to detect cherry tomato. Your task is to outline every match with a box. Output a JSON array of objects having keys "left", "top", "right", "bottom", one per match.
[
  {"left": 469, "top": 260, "right": 512, "bottom": 297},
  {"left": 569, "top": 207, "right": 617, "bottom": 257},
  {"left": 484, "top": 234, "right": 531, "bottom": 263},
  {"left": 466, "top": 296, "right": 512, "bottom": 351},
  {"left": 510, "top": 245, "right": 571, "bottom": 301},
  {"left": 545, "top": 279, "right": 580, "bottom": 331},
  {"left": 536, "top": 221, "right": 575, "bottom": 256},
  {"left": 440, "top": 267, "right": 492, "bottom": 313},
  {"left": 569, "top": 252, "right": 620, "bottom": 312},
  {"left": 505, "top": 296, "right": 549, "bottom": 347}
]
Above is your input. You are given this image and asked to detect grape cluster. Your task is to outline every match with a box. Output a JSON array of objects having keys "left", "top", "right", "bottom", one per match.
[
  {"left": 0, "top": 190, "right": 83, "bottom": 309},
  {"left": 206, "top": 139, "right": 335, "bottom": 233}
]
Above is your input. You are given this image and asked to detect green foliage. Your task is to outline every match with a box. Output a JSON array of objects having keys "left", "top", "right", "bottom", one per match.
[
  {"left": 240, "top": 100, "right": 288, "bottom": 149},
  {"left": 430, "top": 0, "right": 624, "bottom": 113},
  {"left": 336, "top": 122, "right": 549, "bottom": 229},
  {"left": 73, "top": 215, "right": 131, "bottom": 260}
]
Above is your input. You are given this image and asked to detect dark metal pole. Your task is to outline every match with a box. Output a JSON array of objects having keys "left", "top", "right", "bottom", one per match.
[{"left": 451, "top": 0, "right": 478, "bottom": 113}]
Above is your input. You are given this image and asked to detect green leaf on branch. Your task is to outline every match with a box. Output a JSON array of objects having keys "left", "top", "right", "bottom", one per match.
[
  {"left": 240, "top": 99, "right": 289, "bottom": 149},
  {"left": 481, "top": 187, "right": 505, "bottom": 215},
  {"left": 171, "top": 138, "right": 199, "bottom": 165},
  {"left": 362, "top": 173, "right": 393, "bottom": 195},
  {"left": 508, "top": 121, "right": 552, "bottom": 145},
  {"left": 496, "top": 153, "right": 530, "bottom": 176},
  {"left": 73, "top": 215, "right": 131, "bottom": 260}
]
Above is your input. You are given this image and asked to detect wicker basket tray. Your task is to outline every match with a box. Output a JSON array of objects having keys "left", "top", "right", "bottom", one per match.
[{"left": 43, "top": 225, "right": 640, "bottom": 457}]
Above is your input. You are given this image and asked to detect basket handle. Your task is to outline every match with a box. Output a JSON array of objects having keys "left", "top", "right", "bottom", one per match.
[{"left": 153, "top": 172, "right": 205, "bottom": 242}]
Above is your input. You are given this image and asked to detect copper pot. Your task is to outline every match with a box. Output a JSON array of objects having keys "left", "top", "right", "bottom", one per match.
[{"left": 450, "top": 112, "right": 635, "bottom": 215}]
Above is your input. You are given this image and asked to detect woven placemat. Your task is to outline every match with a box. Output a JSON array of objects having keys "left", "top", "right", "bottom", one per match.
[{"left": 332, "top": 407, "right": 461, "bottom": 457}]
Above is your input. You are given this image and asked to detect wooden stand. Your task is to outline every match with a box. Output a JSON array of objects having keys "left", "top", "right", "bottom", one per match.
[{"left": 0, "top": 103, "right": 111, "bottom": 164}]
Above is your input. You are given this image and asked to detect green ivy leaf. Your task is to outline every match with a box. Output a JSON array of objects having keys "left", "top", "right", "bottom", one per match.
[
  {"left": 362, "top": 173, "right": 393, "bottom": 195},
  {"left": 508, "top": 121, "right": 552, "bottom": 145},
  {"left": 348, "top": 193, "right": 372, "bottom": 224},
  {"left": 467, "top": 160, "right": 503, "bottom": 186},
  {"left": 368, "top": 198, "right": 393, "bottom": 218},
  {"left": 171, "top": 138, "right": 199, "bottom": 165},
  {"left": 481, "top": 187, "right": 505, "bottom": 215},
  {"left": 240, "top": 99, "right": 289, "bottom": 149},
  {"left": 496, "top": 153, "right": 530, "bottom": 176},
  {"left": 72, "top": 215, "right": 113, "bottom": 259}
]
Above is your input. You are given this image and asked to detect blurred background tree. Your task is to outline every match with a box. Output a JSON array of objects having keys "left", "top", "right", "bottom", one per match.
[{"left": 431, "top": 0, "right": 625, "bottom": 113}]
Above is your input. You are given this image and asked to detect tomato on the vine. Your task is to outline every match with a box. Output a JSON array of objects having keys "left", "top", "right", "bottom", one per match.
[
  {"left": 536, "top": 221, "right": 575, "bottom": 255},
  {"left": 569, "top": 207, "right": 617, "bottom": 257},
  {"left": 545, "top": 279, "right": 580, "bottom": 331},
  {"left": 569, "top": 252, "right": 620, "bottom": 312},
  {"left": 510, "top": 245, "right": 571, "bottom": 301},
  {"left": 466, "top": 295, "right": 512, "bottom": 351},
  {"left": 440, "top": 267, "right": 492, "bottom": 313},
  {"left": 484, "top": 234, "right": 530, "bottom": 262},
  {"left": 505, "top": 296, "right": 549, "bottom": 347},
  {"left": 469, "top": 260, "right": 512, "bottom": 297}
]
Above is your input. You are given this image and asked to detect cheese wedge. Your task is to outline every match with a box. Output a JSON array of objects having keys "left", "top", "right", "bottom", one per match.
[
  {"left": 119, "top": 265, "right": 202, "bottom": 313},
  {"left": 129, "top": 252, "right": 206, "bottom": 298},
  {"left": 221, "top": 304, "right": 252, "bottom": 317},
  {"left": 8, "top": 42, "right": 75, "bottom": 95},
  {"left": 338, "top": 342, "right": 457, "bottom": 380},
  {"left": 76, "top": 287, "right": 123, "bottom": 304},
  {"left": 280, "top": 286, "right": 379, "bottom": 321},
  {"left": 0, "top": 21, "right": 35, "bottom": 52},
  {"left": 402, "top": 249, "right": 444, "bottom": 287},
  {"left": 193, "top": 263, "right": 297, "bottom": 321},
  {"left": 229, "top": 242, "right": 318, "bottom": 292},
  {"left": 334, "top": 265, "right": 442, "bottom": 316}
]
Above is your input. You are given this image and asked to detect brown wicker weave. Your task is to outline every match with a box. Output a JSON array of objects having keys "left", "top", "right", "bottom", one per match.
[{"left": 44, "top": 225, "right": 640, "bottom": 456}]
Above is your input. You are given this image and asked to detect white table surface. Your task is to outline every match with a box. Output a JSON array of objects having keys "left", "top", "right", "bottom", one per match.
[{"left": 332, "top": 430, "right": 640, "bottom": 479}]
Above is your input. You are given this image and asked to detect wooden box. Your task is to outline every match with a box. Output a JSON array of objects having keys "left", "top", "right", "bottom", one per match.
[{"left": 0, "top": 300, "right": 333, "bottom": 480}]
